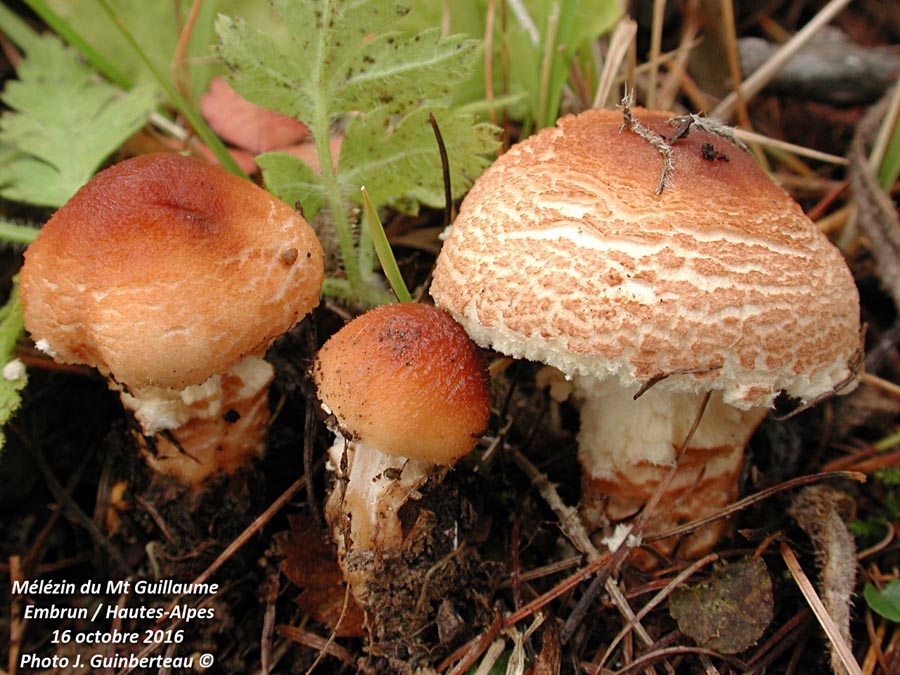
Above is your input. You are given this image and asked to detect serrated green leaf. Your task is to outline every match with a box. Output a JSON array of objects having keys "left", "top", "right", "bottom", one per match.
[
  {"left": 258, "top": 152, "right": 325, "bottom": 219},
  {"left": 864, "top": 580, "right": 900, "bottom": 622},
  {"left": 43, "top": 0, "right": 236, "bottom": 100},
  {"left": 336, "top": 28, "right": 480, "bottom": 114},
  {"left": 0, "top": 34, "right": 157, "bottom": 207},
  {"left": 339, "top": 107, "right": 498, "bottom": 210},
  {"left": 217, "top": 0, "right": 498, "bottom": 304}
]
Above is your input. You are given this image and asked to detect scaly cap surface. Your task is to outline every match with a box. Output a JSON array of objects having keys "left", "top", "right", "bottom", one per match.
[{"left": 431, "top": 108, "right": 860, "bottom": 409}]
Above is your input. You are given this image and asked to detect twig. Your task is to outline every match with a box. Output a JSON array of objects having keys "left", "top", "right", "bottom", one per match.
[
  {"left": 644, "top": 470, "right": 866, "bottom": 544},
  {"left": 780, "top": 542, "right": 862, "bottom": 675},
  {"left": 711, "top": 0, "right": 854, "bottom": 122},
  {"left": 789, "top": 486, "right": 858, "bottom": 675},
  {"left": 593, "top": 19, "right": 637, "bottom": 109},
  {"left": 591, "top": 553, "right": 719, "bottom": 674},
  {"left": 619, "top": 90, "right": 673, "bottom": 194},
  {"left": 278, "top": 625, "right": 356, "bottom": 669},
  {"left": 645, "top": 0, "right": 666, "bottom": 109},
  {"left": 508, "top": 448, "right": 662, "bottom": 673}
]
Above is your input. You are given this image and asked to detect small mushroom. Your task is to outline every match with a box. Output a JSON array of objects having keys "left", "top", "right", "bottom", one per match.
[
  {"left": 313, "top": 302, "right": 491, "bottom": 602},
  {"left": 20, "top": 152, "right": 325, "bottom": 487},
  {"left": 431, "top": 108, "right": 861, "bottom": 561}
]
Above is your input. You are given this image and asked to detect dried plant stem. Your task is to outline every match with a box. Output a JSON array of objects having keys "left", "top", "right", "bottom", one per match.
[
  {"left": 718, "top": 0, "right": 751, "bottom": 130},
  {"left": 711, "top": 0, "right": 853, "bottom": 122},
  {"left": 591, "top": 553, "right": 718, "bottom": 673},
  {"left": 789, "top": 486, "right": 858, "bottom": 675},
  {"left": 645, "top": 470, "right": 865, "bottom": 544},
  {"left": 509, "top": 448, "right": 667, "bottom": 675},
  {"left": 645, "top": 0, "right": 666, "bottom": 109},
  {"left": 593, "top": 18, "right": 637, "bottom": 109},
  {"left": 780, "top": 542, "right": 862, "bottom": 675}
]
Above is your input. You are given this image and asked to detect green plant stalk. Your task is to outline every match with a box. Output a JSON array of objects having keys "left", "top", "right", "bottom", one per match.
[
  {"left": 361, "top": 187, "right": 411, "bottom": 303},
  {"left": 878, "top": 117, "right": 900, "bottom": 190},
  {"left": 22, "top": 0, "right": 132, "bottom": 89},
  {"left": 537, "top": 2, "right": 560, "bottom": 130},
  {"left": 302, "top": 3, "right": 392, "bottom": 308},
  {"left": 0, "top": 281, "right": 24, "bottom": 358},
  {"left": 0, "top": 221, "right": 39, "bottom": 245},
  {"left": 95, "top": 0, "right": 248, "bottom": 180}
]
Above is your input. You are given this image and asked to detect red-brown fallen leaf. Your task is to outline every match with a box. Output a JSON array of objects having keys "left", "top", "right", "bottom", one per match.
[
  {"left": 274, "top": 513, "right": 365, "bottom": 638},
  {"left": 192, "top": 142, "right": 259, "bottom": 175},
  {"left": 200, "top": 76, "right": 308, "bottom": 154}
]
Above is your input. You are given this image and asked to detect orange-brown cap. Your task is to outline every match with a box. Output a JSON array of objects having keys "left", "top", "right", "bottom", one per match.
[
  {"left": 20, "top": 152, "right": 325, "bottom": 389},
  {"left": 431, "top": 108, "right": 861, "bottom": 409},
  {"left": 313, "top": 303, "right": 491, "bottom": 465}
]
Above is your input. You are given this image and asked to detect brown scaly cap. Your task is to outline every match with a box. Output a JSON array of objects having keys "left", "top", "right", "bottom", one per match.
[
  {"left": 431, "top": 108, "right": 860, "bottom": 409},
  {"left": 314, "top": 303, "right": 491, "bottom": 465},
  {"left": 20, "top": 152, "right": 325, "bottom": 390}
]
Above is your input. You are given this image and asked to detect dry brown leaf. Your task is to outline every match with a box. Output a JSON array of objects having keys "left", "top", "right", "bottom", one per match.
[
  {"left": 200, "top": 76, "right": 308, "bottom": 154},
  {"left": 669, "top": 555, "right": 774, "bottom": 654},
  {"left": 274, "top": 513, "right": 365, "bottom": 637}
]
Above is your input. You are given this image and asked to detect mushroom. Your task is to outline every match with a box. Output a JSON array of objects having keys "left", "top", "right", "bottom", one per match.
[
  {"left": 313, "top": 302, "right": 491, "bottom": 605},
  {"left": 430, "top": 107, "right": 861, "bottom": 561},
  {"left": 19, "top": 152, "right": 325, "bottom": 487}
]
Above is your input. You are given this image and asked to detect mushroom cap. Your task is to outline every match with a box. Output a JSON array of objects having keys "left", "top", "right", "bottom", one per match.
[
  {"left": 431, "top": 108, "right": 860, "bottom": 409},
  {"left": 20, "top": 152, "right": 325, "bottom": 390},
  {"left": 313, "top": 303, "right": 491, "bottom": 465}
]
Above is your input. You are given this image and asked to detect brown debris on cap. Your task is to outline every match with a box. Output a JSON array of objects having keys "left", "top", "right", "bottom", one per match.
[
  {"left": 20, "top": 152, "right": 325, "bottom": 391},
  {"left": 431, "top": 107, "right": 860, "bottom": 409}
]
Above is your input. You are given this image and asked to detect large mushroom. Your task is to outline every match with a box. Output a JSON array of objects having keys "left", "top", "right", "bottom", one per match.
[
  {"left": 19, "top": 152, "right": 325, "bottom": 487},
  {"left": 431, "top": 107, "right": 861, "bottom": 561}
]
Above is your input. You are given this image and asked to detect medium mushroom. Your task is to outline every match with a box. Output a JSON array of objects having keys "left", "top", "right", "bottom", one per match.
[
  {"left": 313, "top": 302, "right": 491, "bottom": 632},
  {"left": 19, "top": 152, "right": 325, "bottom": 487},
  {"left": 431, "top": 107, "right": 861, "bottom": 561}
]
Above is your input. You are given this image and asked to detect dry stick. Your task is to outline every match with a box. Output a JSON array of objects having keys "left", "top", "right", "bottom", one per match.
[
  {"left": 780, "top": 542, "right": 862, "bottom": 675},
  {"left": 850, "top": 89, "right": 900, "bottom": 308},
  {"left": 278, "top": 625, "right": 356, "bottom": 669},
  {"left": 22, "top": 438, "right": 132, "bottom": 575},
  {"left": 657, "top": 10, "right": 700, "bottom": 112},
  {"left": 645, "top": 0, "right": 666, "bottom": 110},
  {"left": 731, "top": 127, "right": 849, "bottom": 166},
  {"left": 711, "top": 0, "right": 853, "bottom": 122},
  {"left": 170, "top": 0, "right": 204, "bottom": 97},
  {"left": 114, "top": 472, "right": 315, "bottom": 674},
  {"left": 868, "top": 80, "right": 900, "bottom": 174},
  {"left": 9, "top": 555, "right": 24, "bottom": 675},
  {"left": 604, "top": 646, "right": 750, "bottom": 675},
  {"left": 509, "top": 448, "right": 665, "bottom": 675},
  {"left": 484, "top": 0, "right": 497, "bottom": 127},
  {"left": 305, "top": 583, "right": 355, "bottom": 675},
  {"left": 789, "top": 485, "right": 858, "bottom": 675},
  {"left": 643, "top": 470, "right": 866, "bottom": 544},
  {"left": 591, "top": 553, "right": 719, "bottom": 674},
  {"left": 718, "top": 0, "right": 752, "bottom": 132},
  {"left": 592, "top": 18, "right": 637, "bottom": 109}
]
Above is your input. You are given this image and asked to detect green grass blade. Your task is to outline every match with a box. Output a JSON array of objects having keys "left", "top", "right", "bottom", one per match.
[
  {"left": 361, "top": 186, "right": 411, "bottom": 304},
  {"left": 0, "top": 220, "right": 39, "bottom": 245},
  {"left": 22, "top": 0, "right": 132, "bottom": 89},
  {"left": 95, "top": 0, "right": 248, "bottom": 180},
  {"left": 0, "top": 2, "right": 40, "bottom": 51}
]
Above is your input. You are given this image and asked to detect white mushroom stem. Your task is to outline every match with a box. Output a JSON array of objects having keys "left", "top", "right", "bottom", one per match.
[
  {"left": 115, "top": 356, "right": 275, "bottom": 486},
  {"left": 325, "top": 434, "right": 437, "bottom": 603},
  {"left": 575, "top": 375, "right": 768, "bottom": 560}
]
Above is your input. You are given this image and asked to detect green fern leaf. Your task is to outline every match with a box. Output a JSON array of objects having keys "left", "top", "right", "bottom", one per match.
[
  {"left": 0, "top": 34, "right": 157, "bottom": 207},
  {"left": 217, "top": 0, "right": 497, "bottom": 216}
]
